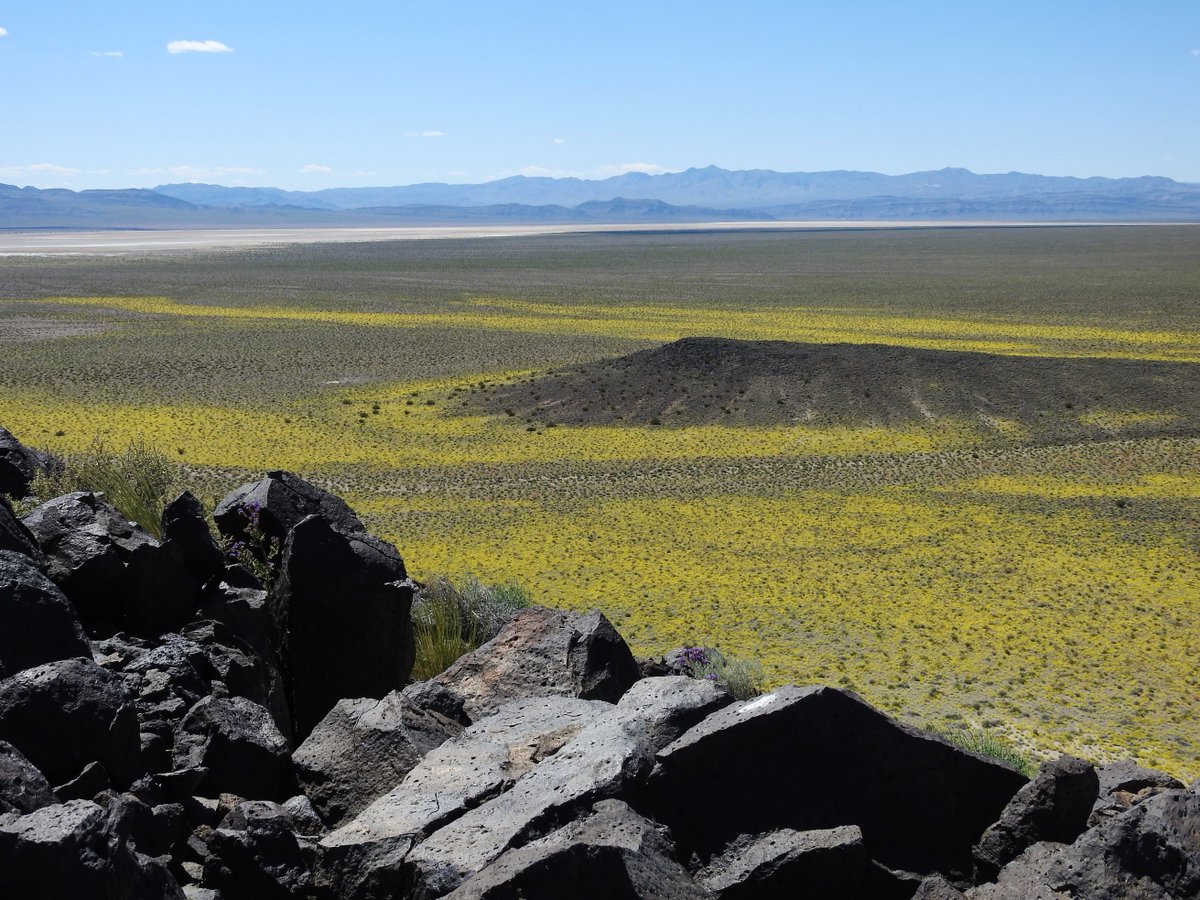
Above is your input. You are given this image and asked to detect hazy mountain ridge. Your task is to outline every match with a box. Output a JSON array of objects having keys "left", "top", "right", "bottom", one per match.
[{"left": 3, "top": 166, "right": 1200, "bottom": 229}]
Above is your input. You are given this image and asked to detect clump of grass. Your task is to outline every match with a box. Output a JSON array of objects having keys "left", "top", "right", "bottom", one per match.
[
  {"left": 27, "top": 438, "right": 177, "bottom": 538},
  {"left": 671, "top": 646, "right": 765, "bottom": 700},
  {"left": 926, "top": 723, "right": 1037, "bottom": 777},
  {"left": 410, "top": 575, "right": 533, "bottom": 681}
]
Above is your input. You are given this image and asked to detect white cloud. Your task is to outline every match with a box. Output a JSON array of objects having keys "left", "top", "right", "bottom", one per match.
[
  {"left": 301, "top": 164, "right": 333, "bottom": 174},
  {"left": 131, "top": 165, "right": 264, "bottom": 181},
  {"left": 403, "top": 130, "right": 444, "bottom": 138},
  {"left": 552, "top": 138, "right": 566, "bottom": 145},
  {"left": 597, "top": 162, "right": 671, "bottom": 176},
  {"left": 0, "top": 27, "right": 8, "bottom": 37},
  {"left": 0, "top": 163, "right": 82, "bottom": 179},
  {"left": 93, "top": 50, "right": 123, "bottom": 58},
  {"left": 518, "top": 165, "right": 580, "bottom": 178},
  {"left": 167, "top": 40, "right": 233, "bottom": 55}
]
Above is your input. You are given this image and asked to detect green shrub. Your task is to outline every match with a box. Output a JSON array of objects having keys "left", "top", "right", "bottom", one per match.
[
  {"left": 673, "top": 646, "right": 765, "bottom": 700},
  {"left": 926, "top": 723, "right": 1037, "bottom": 777},
  {"left": 27, "top": 438, "right": 177, "bottom": 538},
  {"left": 410, "top": 575, "right": 533, "bottom": 681}
]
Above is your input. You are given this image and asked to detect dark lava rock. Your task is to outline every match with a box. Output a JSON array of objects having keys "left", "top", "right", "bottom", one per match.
[
  {"left": 319, "top": 696, "right": 610, "bottom": 900},
  {"left": 293, "top": 690, "right": 461, "bottom": 828},
  {"left": 213, "top": 470, "right": 365, "bottom": 545},
  {"left": 973, "top": 755, "right": 1098, "bottom": 883},
  {"left": 429, "top": 605, "right": 641, "bottom": 723},
  {"left": 173, "top": 696, "right": 294, "bottom": 801},
  {"left": 0, "top": 425, "right": 46, "bottom": 499},
  {"left": 1089, "top": 759, "right": 1187, "bottom": 825},
  {"left": 0, "top": 798, "right": 184, "bottom": 899},
  {"left": 914, "top": 874, "right": 969, "bottom": 898},
  {"left": 446, "top": 799, "right": 707, "bottom": 899},
  {"left": 648, "top": 685, "right": 1027, "bottom": 880},
  {"left": 204, "top": 799, "right": 315, "bottom": 899},
  {"left": 696, "top": 825, "right": 868, "bottom": 899},
  {"left": 197, "top": 581, "right": 274, "bottom": 660},
  {"left": 0, "top": 657, "right": 142, "bottom": 789},
  {"left": 161, "top": 491, "right": 224, "bottom": 587},
  {"left": 0, "top": 493, "right": 42, "bottom": 563},
  {"left": 614, "top": 674, "right": 732, "bottom": 751},
  {"left": 21, "top": 491, "right": 157, "bottom": 626},
  {"left": 0, "top": 549, "right": 90, "bottom": 678},
  {"left": 54, "top": 761, "right": 111, "bottom": 802},
  {"left": 120, "top": 539, "right": 201, "bottom": 638},
  {"left": 272, "top": 514, "right": 414, "bottom": 741},
  {"left": 0, "top": 738, "right": 58, "bottom": 815}
]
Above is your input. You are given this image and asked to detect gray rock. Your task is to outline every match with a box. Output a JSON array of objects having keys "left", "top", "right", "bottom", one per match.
[
  {"left": 197, "top": 581, "right": 274, "bottom": 662},
  {"left": 319, "top": 696, "right": 608, "bottom": 899},
  {"left": 282, "top": 794, "right": 326, "bottom": 836},
  {"left": 0, "top": 798, "right": 184, "bottom": 899},
  {"left": 697, "top": 825, "right": 868, "bottom": 899},
  {"left": 0, "top": 425, "right": 46, "bottom": 499},
  {"left": 272, "top": 515, "right": 414, "bottom": 741},
  {"left": 173, "top": 696, "right": 294, "bottom": 801},
  {"left": 615, "top": 675, "right": 732, "bottom": 751},
  {"left": 915, "top": 874, "right": 969, "bottom": 898},
  {"left": 973, "top": 755, "right": 1098, "bottom": 883},
  {"left": 21, "top": 491, "right": 157, "bottom": 626},
  {"left": 293, "top": 690, "right": 461, "bottom": 827},
  {"left": 430, "top": 605, "right": 641, "bottom": 723},
  {"left": 205, "top": 799, "right": 314, "bottom": 899},
  {"left": 446, "top": 799, "right": 707, "bottom": 899},
  {"left": 648, "top": 685, "right": 1027, "bottom": 880},
  {"left": 213, "top": 470, "right": 365, "bottom": 545},
  {"left": 0, "top": 738, "right": 58, "bottom": 814},
  {"left": 161, "top": 491, "right": 224, "bottom": 587},
  {"left": 1089, "top": 759, "right": 1186, "bottom": 825},
  {"left": 0, "top": 657, "right": 142, "bottom": 788},
  {"left": 0, "top": 493, "right": 42, "bottom": 563},
  {"left": 121, "top": 539, "right": 201, "bottom": 638},
  {"left": 54, "top": 761, "right": 111, "bottom": 802},
  {"left": 0, "top": 549, "right": 90, "bottom": 678}
]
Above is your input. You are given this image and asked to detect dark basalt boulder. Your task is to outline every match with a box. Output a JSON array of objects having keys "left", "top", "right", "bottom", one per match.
[
  {"left": 161, "top": 491, "right": 224, "bottom": 587},
  {"left": 54, "top": 761, "right": 111, "bottom": 802},
  {"left": 173, "top": 696, "right": 294, "bottom": 802},
  {"left": 445, "top": 799, "right": 707, "bottom": 899},
  {"left": 0, "top": 798, "right": 184, "bottom": 899},
  {"left": 21, "top": 491, "right": 156, "bottom": 627},
  {"left": 0, "top": 657, "right": 142, "bottom": 789},
  {"left": 973, "top": 755, "right": 1098, "bottom": 883},
  {"left": 696, "top": 825, "right": 869, "bottom": 899},
  {"left": 0, "top": 426, "right": 46, "bottom": 500},
  {"left": 204, "top": 799, "right": 316, "bottom": 900},
  {"left": 0, "top": 549, "right": 90, "bottom": 679},
  {"left": 914, "top": 874, "right": 969, "bottom": 898},
  {"left": 120, "top": 539, "right": 201, "bottom": 638},
  {"left": 0, "top": 493, "right": 42, "bottom": 563},
  {"left": 272, "top": 515, "right": 414, "bottom": 741},
  {"left": 648, "top": 685, "right": 1028, "bottom": 880},
  {"left": 293, "top": 691, "right": 461, "bottom": 828},
  {"left": 213, "top": 470, "right": 365, "bottom": 545},
  {"left": 0, "top": 739, "right": 58, "bottom": 815},
  {"left": 1088, "top": 759, "right": 1186, "bottom": 825},
  {"left": 427, "top": 605, "right": 641, "bottom": 724}
]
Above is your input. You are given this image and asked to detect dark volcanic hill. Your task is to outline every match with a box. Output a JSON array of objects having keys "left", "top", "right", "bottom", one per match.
[{"left": 465, "top": 337, "right": 1200, "bottom": 441}]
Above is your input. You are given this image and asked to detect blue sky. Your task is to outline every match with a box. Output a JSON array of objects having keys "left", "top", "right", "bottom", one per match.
[{"left": 2, "top": 1, "right": 1198, "bottom": 190}]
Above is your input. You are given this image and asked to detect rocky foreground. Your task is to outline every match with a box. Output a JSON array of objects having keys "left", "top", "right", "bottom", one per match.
[{"left": 1, "top": 426, "right": 1198, "bottom": 899}]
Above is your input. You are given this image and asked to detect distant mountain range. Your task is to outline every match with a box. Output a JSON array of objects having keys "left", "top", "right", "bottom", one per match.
[{"left": 3, "top": 166, "right": 1200, "bottom": 229}]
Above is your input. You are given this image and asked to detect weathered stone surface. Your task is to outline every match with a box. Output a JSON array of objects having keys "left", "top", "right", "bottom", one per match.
[
  {"left": 0, "top": 657, "right": 142, "bottom": 788},
  {"left": 615, "top": 674, "right": 732, "bottom": 751},
  {"left": 204, "top": 799, "right": 315, "bottom": 899},
  {"left": 0, "top": 549, "right": 90, "bottom": 678},
  {"left": 282, "top": 793, "right": 326, "bottom": 836},
  {"left": 197, "top": 581, "right": 274, "bottom": 661},
  {"left": 161, "top": 491, "right": 224, "bottom": 587},
  {"left": 273, "top": 514, "right": 414, "bottom": 741},
  {"left": 1089, "top": 759, "right": 1186, "bottom": 825},
  {"left": 21, "top": 491, "right": 156, "bottom": 625},
  {"left": 173, "top": 696, "right": 294, "bottom": 801},
  {"left": 973, "top": 755, "right": 1098, "bottom": 883},
  {"left": 649, "top": 685, "right": 1027, "bottom": 879},
  {"left": 430, "top": 605, "right": 641, "bottom": 723},
  {"left": 121, "top": 539, "right": 201, "bottom": 638},
  {"left": 319, "top": 696, "right": 608, "bottom": 900},
  {"left": 0, "top": 425, "right": 45, "bottom": 499},
  {"left": 0, "top": 798, "right": 184, "bottom": 899},
  {"left": 0, "top": 493, "right": 42, "bottom": 563},
  {"left": 214, "top": 470, "right": 365, "bottom": 545},
  {"left": 293, "top": 691, "right": 461, "bottom": 828},
  {"left": 697, "top": 825, "right": 868, "bottom": 899},
  {"left": 915, "top": 874, "right": 969, "bottom": 898},
  {"left": 446, "top": 799, "right": 707, "bottom": 899},
  {"left": 55, "top": 761, "right": 111, "bottom": 802},
  {"left": 0, "top": 738, "right": 58, "bottom": 815}
]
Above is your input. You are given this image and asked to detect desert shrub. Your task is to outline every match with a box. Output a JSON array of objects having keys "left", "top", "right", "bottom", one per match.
[
  {"left": 27, "top": 438, "right": 177, "bottom": 538},
  {"left": 926, "top": 723, "right": 1037, "bottom": 777},
  {"left": 410, "top": 575, "right": 533, "bottom": 681},
  {"left": 672, "top": 646, "right": 765, "bottom": 700}
]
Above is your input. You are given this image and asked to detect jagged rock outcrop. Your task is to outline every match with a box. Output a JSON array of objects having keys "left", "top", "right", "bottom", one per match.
[
  {"left": 696, "top": 825, "right": 869, "bottom": 899},
  {"left": 272, "top": 514, "right": 415, "bottom": 741},
  {"left": 161, "top": 491, "right": 225, "bottom": 587},
  {"left": 1088, "top": 758, "right": 1186, "bottom": 825},
  {"left": 0, "top": 549, "right": 90, "bottom": 678},
  {"left": 0, "top": 493, "right": 42, "bottom": 563},
  {"left": 203, "top": 799, "right": 319, "bottom": 899},
  {"left": 0, "top": 425, "right": 48, "bottom": 499},
  {"left": 173, "top": 696, "right": 295, "bottom": 801},
  {"left": 214, "top": 470, "right": 365, "bottom": 545},
  {"left": 0, "top": 739, "right": 59, "bottom": 815}
]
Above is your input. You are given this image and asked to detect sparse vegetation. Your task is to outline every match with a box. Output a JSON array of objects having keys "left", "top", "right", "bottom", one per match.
[
  {"left": 926, "top": 723, "right": 1038, "bottom": 778},
  {"left": 410, "top": 575, "right": 533, "bottom": 681}
]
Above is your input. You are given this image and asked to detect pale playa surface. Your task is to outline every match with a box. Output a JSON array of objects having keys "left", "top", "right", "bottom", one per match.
[{"left": 0, "top": 221, "right": 1109, "bottom": 257}]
